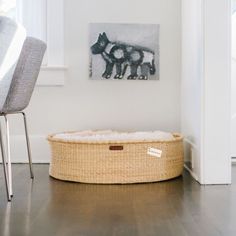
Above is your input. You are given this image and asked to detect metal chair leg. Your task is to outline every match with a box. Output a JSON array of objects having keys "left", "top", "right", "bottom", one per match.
[
  {"left": 21, "top": 112, "right": 34, "bottom": 179},
  {"left": 4, "top": 115, "right": 13, "bottom": 197},
  {"left": 0, "top": 123, "right": 11, "bottom": 201}
]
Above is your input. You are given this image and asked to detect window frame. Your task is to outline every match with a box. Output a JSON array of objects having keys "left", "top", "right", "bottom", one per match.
[{"left": 16, "top": 0, "right": 66, "bottom": 86}]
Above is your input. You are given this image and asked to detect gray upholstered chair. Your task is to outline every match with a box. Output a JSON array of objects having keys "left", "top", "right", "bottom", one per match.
[
  {"left": 0, "top": 16, "right": 26, "bottom": 201},
  {"left": 0, "top": 17, "right": 46, "bottom": 201}
]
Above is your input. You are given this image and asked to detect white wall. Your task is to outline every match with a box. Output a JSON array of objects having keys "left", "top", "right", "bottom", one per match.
[
  {"left": 181, "top": 0, "right": 202, "bottom": 181},
  {"left": 203, "top": 0, "right": 231, "bottom": 184},
  {"left": 181, "top": 0, "right": 231, "bottom": 184},
  {"left": 8, "top": 0, "right": 181, "bottom": 163},
  {"left": 232, "top": 61, "right": 236, "bottom": 157},
  {"left": 231, "top": 12, "right": 236, "bottom": 157}
]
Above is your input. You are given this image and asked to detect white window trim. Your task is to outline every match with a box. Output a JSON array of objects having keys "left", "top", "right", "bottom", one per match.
[
  {"left": 37, "top": 0, "right": 67, "bottom": 86},
  {"left": 37, "top": 65, "right": 67, "bottom": 86},
  {"left": 0, "top": 0, "right": 66, "bottom": 86}
]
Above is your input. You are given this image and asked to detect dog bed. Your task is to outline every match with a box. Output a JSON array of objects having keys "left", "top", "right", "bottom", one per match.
[{"left": 48, "top": 130, "right": 184, "bottom": 184}]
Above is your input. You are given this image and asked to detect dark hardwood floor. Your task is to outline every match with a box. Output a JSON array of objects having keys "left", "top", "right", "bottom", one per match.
[{"left": 0, "top": 164, "right": 236, "bottom": 236}]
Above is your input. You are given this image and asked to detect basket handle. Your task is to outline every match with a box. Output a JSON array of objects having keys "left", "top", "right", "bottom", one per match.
[{"left": 109, "top": 145, "right": 124, "bottom": 151}]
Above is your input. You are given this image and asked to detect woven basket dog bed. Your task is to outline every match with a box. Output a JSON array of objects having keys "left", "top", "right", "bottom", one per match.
[{"left": 47, "top": 131, "right": 184, "bottom": 184}]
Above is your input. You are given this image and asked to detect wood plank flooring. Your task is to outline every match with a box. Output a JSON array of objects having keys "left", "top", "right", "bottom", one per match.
[{"left": 0, "top": 164, "right": 236, "bottom": 236}]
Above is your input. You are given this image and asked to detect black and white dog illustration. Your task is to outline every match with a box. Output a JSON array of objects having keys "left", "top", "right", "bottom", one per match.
[{"left": 91, "top": 32, "right": 156, "bottom": 80}]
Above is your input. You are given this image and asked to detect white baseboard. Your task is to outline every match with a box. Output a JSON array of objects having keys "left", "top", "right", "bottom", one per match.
[
  {"left": 183, "top": 138, "right": 200, "bottom": 182},
  {"left": 184, "top": 164, "right": 199, "bottom": 182},
  {"left": 0, "top": 135, "right": 50, "bottom": 163},
  {"left": 5, "top": 136, "right": 235, "bottom": 168}
]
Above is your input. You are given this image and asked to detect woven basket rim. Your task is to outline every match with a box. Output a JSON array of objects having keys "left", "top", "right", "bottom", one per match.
[{"left": 47, "top": 131, "right": 183, "bottom": 145}]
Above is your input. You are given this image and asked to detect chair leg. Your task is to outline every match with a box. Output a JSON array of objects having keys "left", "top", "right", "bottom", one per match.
[
  {"left": 21, "top": 112, "right": 34, "bottom": 179},
  {"left": 0, "top": 123, "right": 11, "bottom": 201},
  {"left": 4, "top": 115, "right": 13, "bottom": 197}
]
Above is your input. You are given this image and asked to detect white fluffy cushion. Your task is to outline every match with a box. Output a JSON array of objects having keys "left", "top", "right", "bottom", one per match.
[{"left": 54, "top": 130, "right": 175, "bottom": 142}]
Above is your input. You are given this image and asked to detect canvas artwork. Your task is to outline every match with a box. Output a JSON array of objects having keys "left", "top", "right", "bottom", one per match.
[{"left": 89, "top": 23, "right": 160, "bottom": 80}]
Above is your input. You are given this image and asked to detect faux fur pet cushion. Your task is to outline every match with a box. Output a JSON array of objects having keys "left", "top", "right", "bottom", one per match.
[{"left": 54, "top": 130, "right": 175, "bottom": 142}]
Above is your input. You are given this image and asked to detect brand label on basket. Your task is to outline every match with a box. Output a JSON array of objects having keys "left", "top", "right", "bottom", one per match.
[{"left": 147, "top": 147, "right": 162, "bottom": 158}]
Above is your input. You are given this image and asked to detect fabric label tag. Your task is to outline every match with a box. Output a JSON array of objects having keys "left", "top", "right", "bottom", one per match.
[{"left": 147, "top": 147, "right": 162, "bottom": 158}]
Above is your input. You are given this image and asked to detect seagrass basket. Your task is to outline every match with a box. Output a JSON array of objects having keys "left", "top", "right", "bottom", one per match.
[{"left": 47, "top": 132, "right": 184, "bottom": 184}]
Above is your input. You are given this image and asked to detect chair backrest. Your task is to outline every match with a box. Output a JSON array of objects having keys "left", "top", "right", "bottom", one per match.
[
  {"left": 0, "top": 16, "right": 26, "bottom": 111},
  {"left": 1, "top": 37, "right": 47, "bottom": 113}
]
